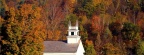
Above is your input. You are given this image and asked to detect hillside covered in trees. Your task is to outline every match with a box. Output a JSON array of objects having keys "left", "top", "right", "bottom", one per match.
[{"left": 0, "top": 0, "right": 144, "bottom": 55}]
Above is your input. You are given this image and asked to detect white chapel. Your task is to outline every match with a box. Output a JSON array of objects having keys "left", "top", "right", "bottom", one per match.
[{"left": 43, "top": 20, "right": 85, "bottom": 55}]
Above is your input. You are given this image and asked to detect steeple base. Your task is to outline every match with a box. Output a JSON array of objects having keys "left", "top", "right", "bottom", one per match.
[{"left": 67, "top": 36, "right": 80, "bottom": 43}]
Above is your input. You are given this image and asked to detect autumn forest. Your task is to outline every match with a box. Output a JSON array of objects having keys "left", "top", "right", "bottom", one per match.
[{"left": 0, "top": 0, "right": 144, "bottom": 55}]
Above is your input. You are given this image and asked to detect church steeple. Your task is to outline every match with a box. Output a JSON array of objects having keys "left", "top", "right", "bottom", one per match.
[{"left": 67, "top": 20, "right": 80, "bottom": 43}]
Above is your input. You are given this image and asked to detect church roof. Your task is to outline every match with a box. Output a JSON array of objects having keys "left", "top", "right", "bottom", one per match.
[{"left": 43, "top": 41, "right": 79, "bottom": 53}]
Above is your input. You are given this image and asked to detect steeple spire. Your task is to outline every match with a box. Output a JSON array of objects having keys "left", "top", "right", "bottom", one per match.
[
  {"left": 76, "top": 20, "right": 78, "bottom": 26},
  {"left": 68, "top": 21, "right": 71, "bottom": 27},
  {"left": 67, "top": 20, "right": 80, "bottom": 43}
]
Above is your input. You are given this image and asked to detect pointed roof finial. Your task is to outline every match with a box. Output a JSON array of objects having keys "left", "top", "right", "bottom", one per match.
[
  {"left": 76, "top": 20, "right": 78, "bottom": 26},
  {"left": 69, "top": 21, "right": 71, "bottom": 26}
]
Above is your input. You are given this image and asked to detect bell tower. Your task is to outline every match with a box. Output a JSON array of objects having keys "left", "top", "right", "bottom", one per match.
[{"left": 67, "top": 20, "right": 80, "bottom": 43}]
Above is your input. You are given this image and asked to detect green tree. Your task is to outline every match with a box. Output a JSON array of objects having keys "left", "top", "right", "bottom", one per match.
[
  {"left": 79, "top": 25, "right": 88, "bottom": 41},
  {"left": 136, "top": 41, "right": 144, "bottom": 55},
  {"left": 121, "top": 22, "right": 140, "bottom": 40},
  {"left": 85, "top": 40, "right": 97, "bottom": 55},
  {"left": 78, "top": 0, "right": 96, "bottom": 18},
  {"left": 65, "top": 13, "right": 78, "bottom": 25}
]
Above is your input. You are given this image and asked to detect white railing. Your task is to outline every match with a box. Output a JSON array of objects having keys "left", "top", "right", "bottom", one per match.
[{"left": 69, "top": 26, "right": 78, "bottom": 30}]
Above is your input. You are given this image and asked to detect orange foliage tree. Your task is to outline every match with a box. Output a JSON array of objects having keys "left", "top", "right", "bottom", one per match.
[
  {"left": 1, "top": 4, "right": 46, "bottom": 55},
  {"left": 91, "top": 15, "right": 103, "bottom": 35}
]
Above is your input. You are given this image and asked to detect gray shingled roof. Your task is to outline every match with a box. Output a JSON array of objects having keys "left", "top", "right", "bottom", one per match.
[{"left": 44, "top": 41, "right": 79, "bottom": 53}]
